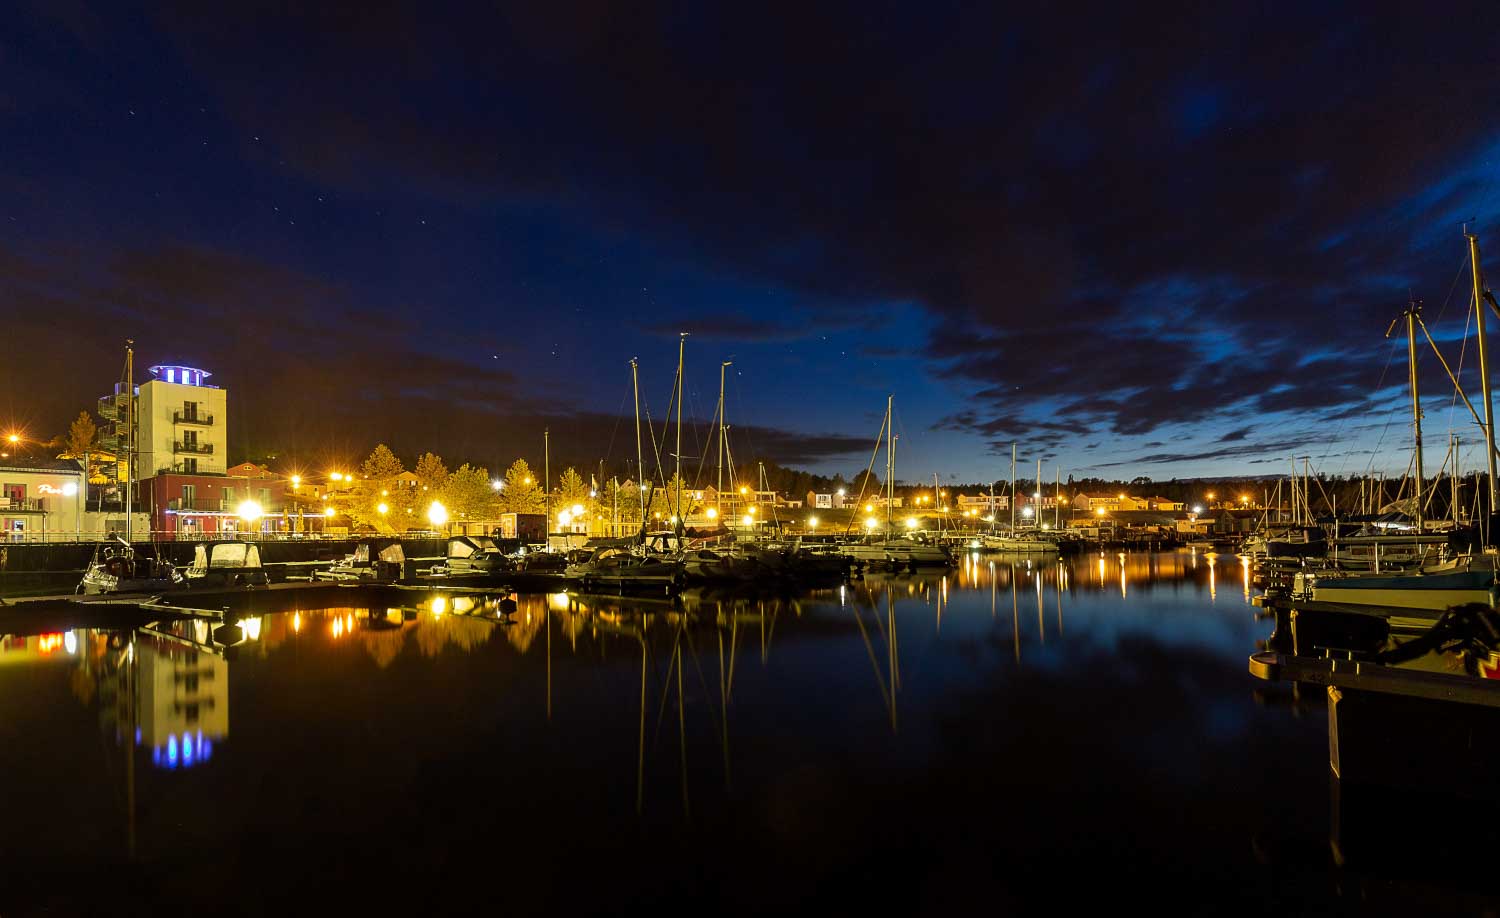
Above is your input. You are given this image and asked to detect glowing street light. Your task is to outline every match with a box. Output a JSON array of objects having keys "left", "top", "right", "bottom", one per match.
[
  {"left": 864, "top": 504, "right": 873, "bottom": 513},
  {"left": 1021, "top": 506, "right": 1034, "bottom": 519},
  {"left": 236, "top": 499, "right": 264, "bottom": 523},
  {"left": 290, "top": 474, "right": 301, "bottom": 489},
  {"left": 427, "top": 501, "right": 448, "bottom": 527},
  {"left": 571, "top": 503, "right": 584, "bottom": 517},
  {"left": 62, "top": 481, "right": 78, "bottom": 497},
  {"left": 558, "top": 510, "right": 573, "bottom": 527},
  {"left": 492, "top": 479, "right": 503, "bottom": 491},
  {"left": 524, "top": 476, "right": 532, "bottom": 485},
  {"left": 836, "top": 488, "right": 846, "bottom": 497},
  {"left": 741, "top": 514, "right": 754, "bottom": 526},
  {"left": 1095, "top": 508, "right": 1106, "bottom": 517},
  {"left": 864, "top": 517, "right": 878, "bottom": 531},
  {"left": 706, "top": 507, "right": 718, "bottom": 520},
  {"left": 377, "top": 502, "right": 389, "bottom": 515},
  {"left": 739, "top": 485, "right": 749, "bottom": 495},
  {"left": 324, "top": 506, "right": 336, "bottom": 518},
  {"left": 807, "top": 516, "right": 818, "bottom": 529},
  {"left": 330, "top": 472, "right": 343, "bottom": 482},
  {"left": 905, "top": 517, "right": 918, "bottom": 529},
  {"left": 5, "top": 434, "right": 19, "bottom": 445}
]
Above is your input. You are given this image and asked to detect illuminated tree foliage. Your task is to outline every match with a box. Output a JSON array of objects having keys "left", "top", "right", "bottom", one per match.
[
  {"left": 500, "top": 458, "right": 544, "bottom": 513},
  {"left": 443, "top": 463, "right": 498, "bottom": 520},
  {"left": 414, "top": 452, "right": 449, "bottom": 494}
]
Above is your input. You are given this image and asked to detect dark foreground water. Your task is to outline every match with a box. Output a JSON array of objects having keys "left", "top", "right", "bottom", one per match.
[{"left": 2, "top": 549, "right": 1497, "bottom": 916}]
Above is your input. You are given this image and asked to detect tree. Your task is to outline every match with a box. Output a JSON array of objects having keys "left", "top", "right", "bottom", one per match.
[
  {"left": 361, "top": 443, "right": 404, "bottom": 480},
  {"left": 414, "top": 452, "right": 449, "bottom": 494},
  {"left": 65, "top": 412, "right": 97, "bottom": 456},
  {"left": 346, "top": 444, "right": 407, "bottom": 532},
  {"left": 500, "top": 458, "right": 544, "bottom": 513},
  {"left": 443, "top": 464, "right": 498, "bottom": 520},
  {"left": 555, "top": 467, "right": 591, "bottom": 510}
]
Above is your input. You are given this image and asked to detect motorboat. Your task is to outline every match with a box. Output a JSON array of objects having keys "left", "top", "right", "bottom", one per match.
[
  {"left": 564, "top": 547, "right": 683, "bottom": 592},
  {"left": 314, "top": 538, "right": 407, "bottom": 583},
  {"left": 837, "top": 537, "right": 951, "bottom": 567},
  {"left": 436, "top": 535, "right": 513, "bottom": 576},
  {"left": 979, "top": 531, "right": 1060, "bottom": 554},
  {"left": 78, "top": 537, "right": 182, "bottom": 595},
  {"left": 182, "top": 541, "right": 271, "bottom": 589}
]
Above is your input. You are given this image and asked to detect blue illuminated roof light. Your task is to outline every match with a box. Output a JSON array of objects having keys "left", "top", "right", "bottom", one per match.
[{"left": 148, "top": 365, "right": 214, "bottom": 388}]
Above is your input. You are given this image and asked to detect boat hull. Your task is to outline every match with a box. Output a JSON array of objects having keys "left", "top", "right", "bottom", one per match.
[{"left": 1311, "top": 569, "right": 1496, "bottom": 611}]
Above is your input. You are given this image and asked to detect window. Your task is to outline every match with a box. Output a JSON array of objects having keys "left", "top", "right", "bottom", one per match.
[
  {"left": 223, "top": 487, "right": 234, "bottom": 504},
  {"left": 183, "top": 458, "right": 197, "bottom": 474},
  {"left": 182, "top": 485, "right": 196, "bottom": 507},
  {"left": 183, "top": 400, "right": 198, "bottom": 420},
  {"left": 259, "top": 488, "right": 270, "bottom": 504}
]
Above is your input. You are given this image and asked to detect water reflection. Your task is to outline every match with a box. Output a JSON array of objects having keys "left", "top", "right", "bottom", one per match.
[{"left": 1, "top": 549, "right": 1288, "bottom": 913}]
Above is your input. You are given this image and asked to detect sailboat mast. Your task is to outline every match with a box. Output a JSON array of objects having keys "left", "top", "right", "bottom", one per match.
[
  {"left": 675, "top": 333, "right": 686, "bottom": 525},
  {"left": 1035, "top": 458, "right": 1041, "bottom": 527},
  {"left": 544, "top": 427, "right": 551, "bottom": 540},
  {"left": 1469, "top": 231, "right": 1498, "bottom": 513},
  {"left": 934, "top": 472, "right": 940, "bottom": 534},
  {"left": 1054, "top": 467, "right": 1061, "bottom": 530},
  {"left": 631, "top": 359, "right": 644, "bottom": 521},
  {"left": 885, "top": 395, "right": 894, "bottom": 533},
  {"left": 1009, "top": 443, "right": 1017, "bottom": 532},
  {"left": 717, "top": 361, "right": 730, "bottom": 498},
  {"left": 1406, "top": 301, "right": 1425, "bottom": 529},
  {"left": 124, "top": 339, "right": 134, "bottom": 544}
]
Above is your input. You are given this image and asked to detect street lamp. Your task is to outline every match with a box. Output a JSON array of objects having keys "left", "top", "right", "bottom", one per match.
[
  {"left": 491, "top": 479, "right": 503, "bottom": 491},
  {"left": 377, "top": 502, "right": 389, "bottom": 516},
  {"left": 427, "top": 501, "right": 448, "bottom": 528},
  {"left": 807, "top": 516, "right": 818, "bottom": 530}
]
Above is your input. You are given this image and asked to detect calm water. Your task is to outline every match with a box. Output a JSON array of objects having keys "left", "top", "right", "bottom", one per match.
[{"left": 1, "top": 549, "right": 1495, "bottom": 915}]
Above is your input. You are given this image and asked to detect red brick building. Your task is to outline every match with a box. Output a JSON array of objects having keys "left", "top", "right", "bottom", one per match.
[{"left": 147, "top": 462, "right": 301, "bottom": 538}]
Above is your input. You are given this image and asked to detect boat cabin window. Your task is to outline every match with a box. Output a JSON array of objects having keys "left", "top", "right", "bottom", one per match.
[{"left": 194, "top": 542, "right": 261, "bottom": 569}]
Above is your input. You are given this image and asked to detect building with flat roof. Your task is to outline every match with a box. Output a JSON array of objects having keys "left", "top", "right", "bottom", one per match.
[
  {"left": 0, "top": 457, "right": 85, "bottom": 541},
  {"left": 135, "top": 364, "right": 227, "bottom": 479}
]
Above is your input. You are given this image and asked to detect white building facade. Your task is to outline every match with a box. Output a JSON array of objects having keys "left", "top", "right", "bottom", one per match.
[
  {"left": 135, "top": 365, "right": 228, "bottom": 479},
  {"left": 0, "top": 458, "right": 86, "bottom": 541}
]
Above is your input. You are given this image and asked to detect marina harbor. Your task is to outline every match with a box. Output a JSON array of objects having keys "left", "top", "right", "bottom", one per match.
[{"left": 10, "top": 6, "right": 1500, "bottom": 914}]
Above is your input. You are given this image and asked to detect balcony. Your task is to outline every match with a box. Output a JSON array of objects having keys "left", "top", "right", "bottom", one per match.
[
  {"left": 174, "top": 441, "right": 215, "bottom": 455},
  {"left": 167, "top": 498, "right": 229, "bottom": 512},
  {"left": 0, "top": 498, "right": 45, "bottom": 512},
  {"left": 173, "top": 411, "right": 215, "bottom": 426}
]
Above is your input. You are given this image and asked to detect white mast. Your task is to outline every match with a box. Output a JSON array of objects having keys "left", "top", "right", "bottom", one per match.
[
  {"left": 1009, "top": 443, "right": 1017, "bottom": 533},
  {"left": 675, "top": 333, "right": 686, "bottom": 529},
  {"left": 1405, "top": 300, "right": 1425, "bottom": 530},
  {"left": 717, "top": 361, "right": 731, "bottom": 500},
  {"left": 885, "top": 395, "right": 894, "bottom": 534},
  {"left": 631, "top": 359, "right": 644, "bottom": 523},
  {"left": 1468, "top": 230, "right": 1498, "bottom": 516},
  {"left": 124, "top": 340, "right": 134, "bottom": 543}
]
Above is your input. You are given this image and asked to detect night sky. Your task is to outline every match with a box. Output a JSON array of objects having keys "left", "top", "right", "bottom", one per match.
[{"left": 6, "top": 2, "right": 1500, "bottom": 485}]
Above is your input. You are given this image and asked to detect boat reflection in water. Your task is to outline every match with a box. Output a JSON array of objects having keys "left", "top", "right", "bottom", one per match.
[{"left": 8, "top": 548, "right": 1446, "bottom": 914}]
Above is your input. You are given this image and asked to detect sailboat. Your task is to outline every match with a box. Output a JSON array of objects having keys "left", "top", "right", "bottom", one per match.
[
  {"left": 1301, "top": 232, "right": 1500, "bottom": 614},
  {"left": 836, "top": 396, "right": 951, "bottom": 568},
  {"left": 980, "top": 445, "right": 1059, "bottom": 554}
]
